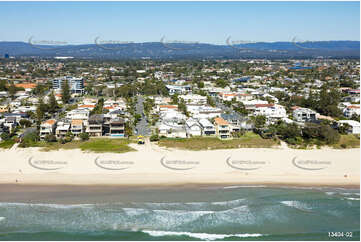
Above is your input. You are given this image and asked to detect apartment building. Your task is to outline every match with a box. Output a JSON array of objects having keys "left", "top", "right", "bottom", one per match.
[
  {"left": 214, "top": 117, "right": 231, "bottom": 139},
  {"left": 53, "top": 76, "right": 84, "bottom": 94},
  {"left": 71, "top": 119, "right": 84, "bottom": 137},
  {"left": 87, "top": 114, "right": 104, "bottom": 137},
  {"left": 40, "top": 119, "right": 57, "bottom": 139},
  {"left": 55, "top": 122, "right": 70, "bottom": 138},
  {"left": 109, "top": 118, "right": 125, "bottom": 137}
]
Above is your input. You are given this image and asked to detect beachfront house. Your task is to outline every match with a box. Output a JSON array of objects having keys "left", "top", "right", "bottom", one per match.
[
  {"left": 109, "top": 118, "right": 125, "bottom": 137},
  {"left": 254, "top": 104, "right": 287, "bottom": 121},
  {"left": 71, "top": 119, "right": 84, "bottom": 137},
  {"left": 87, "top": 114, "right": 104, "bottom": 137},
  {"left": 55, "top": 121, "right": 71, "bottom": 138},
  {"left": 158, "top": 123, "right": 187, "bottom": 138},
  {"left": 337, "top": 120, "right": 361, "bottom": 134},
  {"left": 185, "top": 118, "right": 202, "bottom": 137},
  {"left": 214, "top": 117, "right": 231, "bottom": 139},
  {"left": 221, "top": 112, "right": 250, "bottom": 133},
  {"left": 293, "top": 107, "right": 318, "bottom": 123},
  {"left": 199, "top": 118, "right": 216, "bottom": 136},
  {"left": 40, "top": 119, "right": 57, "bottom": 139}
]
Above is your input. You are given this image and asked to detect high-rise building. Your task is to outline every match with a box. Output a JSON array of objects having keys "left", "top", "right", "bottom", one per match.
[{"left": 53, "top": 76, "right": 84, "bottom": 94}]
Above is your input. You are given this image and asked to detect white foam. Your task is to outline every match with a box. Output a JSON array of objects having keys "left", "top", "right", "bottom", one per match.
[
  {"left": 223, "top": 185, "right": 266, "bottom": 189},
  {"left": 142, "top": 230, "right": 264, "bottom": 240},
  {"left": 211, "top": 198, "right": 246, "bottom": 206},
  {"left": 344, "top": 197, "right": 360, "bottom": 201},
  {"left": 0, "top": 217, "right": 5, "bottom": 222},
  {"left": 280, "top": 201, "right": 312, "bottom": 212}
]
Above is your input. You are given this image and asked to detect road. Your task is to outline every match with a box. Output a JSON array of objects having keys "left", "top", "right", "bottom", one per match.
[{"left": 134, "top": 95, "right": 151, "bottom": 136}]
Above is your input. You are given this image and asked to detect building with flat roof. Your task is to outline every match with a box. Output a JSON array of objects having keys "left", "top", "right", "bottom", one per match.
[{"left": 53, "top": 76, "right": 84, "bottom": 94}]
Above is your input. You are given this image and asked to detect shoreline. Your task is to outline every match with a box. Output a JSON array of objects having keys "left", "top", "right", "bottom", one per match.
[
  {"left": 0, "top": 144, "right": 359, "bottom": 188},
  {"left": 0, "top": 183, "right": 359, "bottom": 205}
]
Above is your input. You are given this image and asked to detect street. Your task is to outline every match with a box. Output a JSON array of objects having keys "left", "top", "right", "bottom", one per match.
[{"left": 134, "top": 95, "right": 151, "bottom": 136}]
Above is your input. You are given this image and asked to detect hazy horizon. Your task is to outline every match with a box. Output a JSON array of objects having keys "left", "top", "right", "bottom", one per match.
[{"left": 0, "top": 1, "right": 359, "bottom": 45}]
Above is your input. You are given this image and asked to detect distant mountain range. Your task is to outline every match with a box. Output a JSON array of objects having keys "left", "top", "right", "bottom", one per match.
[{"left": 0, "top": 41, "right": 359, "bottom": 59}]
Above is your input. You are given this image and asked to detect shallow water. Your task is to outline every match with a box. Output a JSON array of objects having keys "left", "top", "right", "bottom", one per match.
[{"left": 0, "top": 186, "right": 359, "bottom": 240}]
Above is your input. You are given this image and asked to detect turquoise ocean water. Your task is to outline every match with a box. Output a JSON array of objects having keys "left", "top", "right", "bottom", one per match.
[{"left": 0, "top": 186, "right": 359, "bottom": 240}]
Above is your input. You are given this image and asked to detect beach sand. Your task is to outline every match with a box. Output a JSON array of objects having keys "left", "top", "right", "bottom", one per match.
[{"left": 0, "top": 143, "right": 359, "bottom": 188}]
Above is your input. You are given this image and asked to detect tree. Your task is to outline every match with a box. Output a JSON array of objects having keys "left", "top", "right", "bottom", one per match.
[
  {"left": 171, "top": 94, "right": 179, "bottom": 104},
  {"left": 61, "top": 79, "right": 71, "bottom": 104},
  {"left": 215, "top": 79, "right": 228, "bottom": 88},
  {"left": 207, "top": 95, "right": 215, "bottom": 107},
  {"left": 125, "top": 122, "right": 133, "bottom": 138},
  {"left": 79, "top": 132, "right": 89, "bottom": 141},
  {"left": 35, "top": 99, "right": 45, "bottom": 125},
  {"left": 197, "top": 81, "right": 205, "bottom": 89},
  {"left": 319, "top": 125, "right": 340, "bottom": 144},
  {"left": 150, "top": 134, "right": 159, "bottom": 142},
  {"left": 91, "top": 98, "right": 104, "bottom": 115},
  {"left": 48, "top": 91, "right": 58, "bottom": 113},
  {"left": 19, "top": 119, "right": 32, "bottom": 128},
  {"left": 0, "top": 132, "right": 10, "bottom": 141},
  {"left": 8, "top": 83, "right": 17, "bottom": 98},
  {"left": 0, "top": 80, "right": 7, "bottom": 91},
  {"left": 254, "top": 115, "right": 266, "bottom": 129},
  {"left": 19, "top": 131, "right": 39, "bottom": 148},
  {"left": 44, "top": 134, "right": 57, "bottom": 142},
  {"left": 351, "top": 114, "right": 360, "bottom": 122}
]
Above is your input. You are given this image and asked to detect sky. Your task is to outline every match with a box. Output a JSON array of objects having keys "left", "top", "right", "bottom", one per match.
[{"left": 0, "top": 1, "right": 359, "bottom": 44}]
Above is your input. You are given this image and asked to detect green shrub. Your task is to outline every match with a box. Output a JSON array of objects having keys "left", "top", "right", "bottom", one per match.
[
  {"left": 79, "top": 132, "right": 89, "bottom": 141},
  {"left": 150, "top": 134, "right": 159, "bottom": 142},
  {"left": 44, "top": 134, "right": 57, "bottom": 142}
]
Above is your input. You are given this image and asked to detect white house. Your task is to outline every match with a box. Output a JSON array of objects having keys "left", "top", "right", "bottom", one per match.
[
  {"left": 66, "top": 109, "right": 90, "bottom": 120},
  {"left": 40, "top": 119, "right": 57, "bottom": 139},
  {"left": 293, "top": 107, "right": 318, "bottom": 122},
  {"left": 55, "top": 122, "right": 71, "bottom": 138},
  {"left": 179, "top": 94, "right": 207, "bottom": 105},
  {"left": 166, "top": 85, "right": 191, "bottom": 95},
  {"left": 254, "top": 104, "right": 287, "bottom": 119},
  {"left": 343, "top": 105, "right": 360, "bottom": 118},
  {"left": 199, "top": 118, "right": 216, "bottom": 136},
  {"left": 185, "top": 118, "right": 202, "bottom": 137},
  {"left": 158, "top": 123, "right": 187, "bottom": 138},
  {"left": 338, "top": 120, "right": 360, "bottom": 134}
]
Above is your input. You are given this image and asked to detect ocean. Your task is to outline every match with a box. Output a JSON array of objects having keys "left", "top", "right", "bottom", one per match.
[{"left": 0, "top": 185, "right": 359, "bottom": 240}]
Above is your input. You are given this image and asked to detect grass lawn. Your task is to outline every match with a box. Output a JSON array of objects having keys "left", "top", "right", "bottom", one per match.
[
  {"left": 332, "top": 134, "right": 360, "bottom": 149},
  {"left": 0, "top": 139, "right": 16, "bottom": 149},
  {"left": 39, "top": 138, "right": 136, "bottom": 153},
  {"left": 158, "top": 132, "right": 279, "bottom": 150}
]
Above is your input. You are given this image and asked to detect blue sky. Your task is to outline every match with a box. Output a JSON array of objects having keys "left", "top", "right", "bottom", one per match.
[{"left": 0, "top": 1, "right": 359, "bottom": 44}]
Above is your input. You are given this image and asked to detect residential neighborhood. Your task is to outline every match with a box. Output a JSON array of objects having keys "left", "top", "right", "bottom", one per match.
[{"left": 0, "top": 58, "right": 359, "bottom": 150}]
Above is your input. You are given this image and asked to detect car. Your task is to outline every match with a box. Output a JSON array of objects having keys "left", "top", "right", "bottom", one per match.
[{"left": 137, "top": 135, "right": 145, "bottom": 144}]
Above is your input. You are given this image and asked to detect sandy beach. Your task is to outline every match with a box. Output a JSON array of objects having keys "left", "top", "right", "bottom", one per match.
[{"left": 0, "top": 143, "right": 359, "bottom": 188}]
